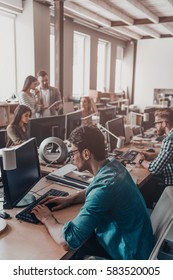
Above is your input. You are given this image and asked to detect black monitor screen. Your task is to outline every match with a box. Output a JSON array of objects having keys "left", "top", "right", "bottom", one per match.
[
  {"left": 143, "top": 107, "right": 155, "bottom": 130},
  {"left": 28, "top": 115, "right": 65, "bottom": 146},
  {"left": 99, "top": 107, "right": 116, "bottom": 127},
  {"left": 65, "top": 110, "right": 82, "bottom": 139},
  {"left": 105, "top": 117, "right": 125, "bottom": 152},
  {"left": 0, "top": 138, "right": 41, "bottom": 209}
]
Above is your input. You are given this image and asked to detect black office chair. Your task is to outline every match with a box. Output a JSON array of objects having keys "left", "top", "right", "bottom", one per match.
[{"left": 0, "top": 129, "right": 6, "bottom": 148}]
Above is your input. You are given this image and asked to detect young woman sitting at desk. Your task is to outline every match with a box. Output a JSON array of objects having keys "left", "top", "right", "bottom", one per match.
[
  {"left": 80, "top": 96, "right": 98, "bottom": 125},
  {"left": 6, "top": 105, "right": 31, "bottom": 147}
]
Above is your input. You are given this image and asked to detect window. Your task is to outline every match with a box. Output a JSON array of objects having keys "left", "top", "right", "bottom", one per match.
[
  {"left": 50, "top": 24, "right": 55, "bottom": 86},
  {"left": 72, "top": 31, "right": 90, "bottom": 98},
  {"left": 0, "top": 11, "right": 16, "bottom": 100},
  {"left": 115, "top": 46, "right": 124, "bottom": 92},
  {"left": 96, "top": 39, "right": 111, "bottom": 92}
]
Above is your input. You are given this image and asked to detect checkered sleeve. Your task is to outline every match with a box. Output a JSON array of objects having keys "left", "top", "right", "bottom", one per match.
[{"left": 148, "top": 137, "right": 173, "bottom": 174}]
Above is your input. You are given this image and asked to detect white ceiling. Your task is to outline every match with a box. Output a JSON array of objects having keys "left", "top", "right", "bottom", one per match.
[{"left": 44, "top": 0, "right": 173, "bottom": 41}]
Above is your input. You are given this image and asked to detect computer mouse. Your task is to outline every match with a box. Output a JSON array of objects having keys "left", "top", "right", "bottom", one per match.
[
  {"left": 146, "top": 148, "right": 155, "bottom": 153},
  {"left": 0, "top": 211, "right": 11, "bottom": 219}
]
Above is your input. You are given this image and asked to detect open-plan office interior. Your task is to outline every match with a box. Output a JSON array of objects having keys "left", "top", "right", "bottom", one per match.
[{"left": 1, "top": 0, "right": 173, "bottom": 260}]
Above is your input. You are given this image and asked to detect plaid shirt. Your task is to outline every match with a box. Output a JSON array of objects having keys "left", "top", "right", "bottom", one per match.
[{"left": 149, "top": 128, "right": 173, "bottom": 185}]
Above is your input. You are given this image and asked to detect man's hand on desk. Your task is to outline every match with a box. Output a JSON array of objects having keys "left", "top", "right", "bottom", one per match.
[
  {"left": 141, "top": 150, "right": 157, "bottom": 161},
  {"left": 32, "top": 204, "right": 69, "bottom": 250},
  {"left": 133, "top": 152, "right": 151, "bottom": 169},
  {"left": 39, "top": 195, "right": 72, "bottom": 211}
]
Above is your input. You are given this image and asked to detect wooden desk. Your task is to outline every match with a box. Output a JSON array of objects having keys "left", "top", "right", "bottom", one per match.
[{"left": 0, "top": 178, "right": 82, "bottom": 260}]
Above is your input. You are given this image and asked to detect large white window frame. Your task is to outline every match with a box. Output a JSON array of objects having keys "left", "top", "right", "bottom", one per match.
[
  {"left": 96, "top": 39, "right": 111, "bottom": 92},
  {"left": 0, "top": 11, "right": 16, "bottom": 100},
  {"left": 115, "top": 46, "right": 124, "bottom": 92},
  {"left": 72, "top": 31, "right": 90, "bottom": 98}
]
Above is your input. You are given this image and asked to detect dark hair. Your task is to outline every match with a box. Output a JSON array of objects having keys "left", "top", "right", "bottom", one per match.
[
  {"left": 155, "top": 108, "right": 173, "bottom": 125},
  {"left": 37, "top": 70, "right": 48, "bottom": 77},
  {"left": 22, "top": 75, "right": 37, "bottom": 92},
  {"left": 68, "top": 124, "right": 106, "bottom": 161},
  {"left": 11, "top": 105, "right": 32, "bottom": 125}
]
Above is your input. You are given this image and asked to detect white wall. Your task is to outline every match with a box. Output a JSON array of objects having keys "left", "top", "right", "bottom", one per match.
[
  {"left": 15, "top": 0, "right": 50, "bottom": 92},
  {"left": 15, "top": 0, "right": 35, "bottom": 91},
  {"left": 134, "top": 38, "right": 173, "bottom": 110}
]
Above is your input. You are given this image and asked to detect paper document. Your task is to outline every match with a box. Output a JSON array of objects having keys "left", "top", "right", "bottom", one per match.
[
  {"left": 46, "top": 163, "right": 91, "bottom": 190},
  {"left": 48, "top": 100, "right": 62, "bottom": 110}
]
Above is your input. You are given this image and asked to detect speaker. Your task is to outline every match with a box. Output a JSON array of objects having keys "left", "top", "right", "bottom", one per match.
[{"left": 124, "top": 125, "right": 134, "bottom": 144}]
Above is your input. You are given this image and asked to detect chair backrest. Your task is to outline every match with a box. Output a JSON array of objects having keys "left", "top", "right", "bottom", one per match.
[
  {"left": 0, "top": 129, "right": 6, "bottom": 148},
  {"left": 149, "top": 186, "right": 173, "bottom": 259}
]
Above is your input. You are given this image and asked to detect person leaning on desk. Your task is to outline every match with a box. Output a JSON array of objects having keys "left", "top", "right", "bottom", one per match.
[
  {"left": 134, "top": 108, "right": 173, "bottom": 188},
  {"left": 6, "top": 105, "right": 31, "bottom": 147},
  {"left": 32, "top": 124, "right": 154, "bottom": 260}
]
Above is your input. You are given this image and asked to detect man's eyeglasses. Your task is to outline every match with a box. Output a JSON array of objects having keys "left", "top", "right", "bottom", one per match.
[
  {"left": 154, "top": 121, "right": 168, "bottom": 126},
  {"left": 68, "top": 149, "right": 79, "bottom": 158}
]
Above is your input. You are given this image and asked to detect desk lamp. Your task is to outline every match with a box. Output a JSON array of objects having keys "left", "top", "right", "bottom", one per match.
[
  {"left": 97, "top": 123, "right": 125, "bottom": 149},
  {"left": 81, "top": 113, "right": 125, "bottom": 149},
  {"left": 81, "top": 112, "right": 100, "bottom": 124},
  {"left": 2, "top": 148, "right": 17, "bottom": 171}
]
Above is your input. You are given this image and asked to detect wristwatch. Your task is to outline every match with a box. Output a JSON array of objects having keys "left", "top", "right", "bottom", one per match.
[{"left": 139, "top": 159, "right": 144, "bottom": 165}]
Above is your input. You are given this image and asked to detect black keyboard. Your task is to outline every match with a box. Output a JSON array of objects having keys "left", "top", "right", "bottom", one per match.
[
  {"left": 16, "top": 188, "right": 69, "bottom": 224},
  {"left": 112, "top": 150, "right": 139, "bottom": 162}
]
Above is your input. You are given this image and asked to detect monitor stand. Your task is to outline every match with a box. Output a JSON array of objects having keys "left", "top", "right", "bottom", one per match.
[{"left": 16, "top": 193, "right": 36, "bottom": 208}]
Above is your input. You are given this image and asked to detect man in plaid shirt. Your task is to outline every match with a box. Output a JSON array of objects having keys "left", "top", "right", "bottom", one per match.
[{"left": 135, "top": 108, "right": 173, "bottom": 186}]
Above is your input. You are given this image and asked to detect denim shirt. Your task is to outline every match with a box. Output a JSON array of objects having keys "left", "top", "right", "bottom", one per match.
[{"left": 63, "top": 158, "right": 154, "bottom": 259}]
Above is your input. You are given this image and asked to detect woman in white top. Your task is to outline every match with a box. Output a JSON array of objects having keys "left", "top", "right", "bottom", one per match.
[{"left": 18, "top": 75, "right": 41, "bottom": 118}]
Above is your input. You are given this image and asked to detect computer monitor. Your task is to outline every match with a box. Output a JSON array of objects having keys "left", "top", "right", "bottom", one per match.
[
  {"left": 28, "top": 115, "right": 65, "bottom": 146},
  {"left": 143, "top": 107, "right": 155, "bottom": 130},
  {"left": 65, "top": 109, "right": 82, "bottom": 139},
  {"left": 0, "top": 138, "right": 41, "bottom": 209},
  {"left": 99, "top": 107, "right": 116, "bottom": 127},
  {"left": 105, "top": 117, "right": 125, "bottom": 152}
]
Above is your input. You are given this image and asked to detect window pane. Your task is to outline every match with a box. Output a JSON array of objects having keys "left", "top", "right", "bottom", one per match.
[
  {"left": 50, "top": 31, "right": 55, "bottom": 86},
  {"left": 0, "top": 13, "right": 16, "bottom": 100},
  {"left": 97, "top": 39, "right": 110, "bottom": 92},
  {"left": 115, "top": 46, "right": 123, "bottom": 92},
  {"left": 72, "top": 31, "right": 90, "bottom": 98}
]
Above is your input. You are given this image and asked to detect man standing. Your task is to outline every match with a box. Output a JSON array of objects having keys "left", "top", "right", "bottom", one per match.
[
  {"left": 37, "top": 70, "right": 62, "bottom": 116},
  {"left": 32, "top": 125, "right": 153, "bottom": 260}
]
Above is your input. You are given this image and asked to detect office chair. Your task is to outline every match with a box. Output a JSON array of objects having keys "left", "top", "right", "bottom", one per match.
[
  {"left": 149, "top": 186, "right": 173, "bottom": 259},
  {"left": 0, "top": 129, "right": 6, "bottom": 148}
]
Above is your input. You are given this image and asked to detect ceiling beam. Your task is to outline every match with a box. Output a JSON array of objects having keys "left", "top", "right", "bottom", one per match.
[
  {"left": 111, "top": 16, "right": 173, "bottom": 27},
  {"left": 142, "top": 34, "right": 173, "bottom": 39},
  {"left": 126, "top": 0, "right": 159, "bottom": 23},
  {"left": 112, "top": 26, "right": 142, "bottom": 40},
  {"left": 65, "top": 2, "right": 111, "bottom": 27},
  {"left": 89, "top": 0, "right": 134, "bottom": 25},
  {"left": 134, "top": 25, "right": 160, "bottom": 38}
]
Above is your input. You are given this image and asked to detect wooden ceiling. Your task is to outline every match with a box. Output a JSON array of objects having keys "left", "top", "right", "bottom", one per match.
[{"left": 45, "top": 0, "right": 173, "bottom": 41}]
